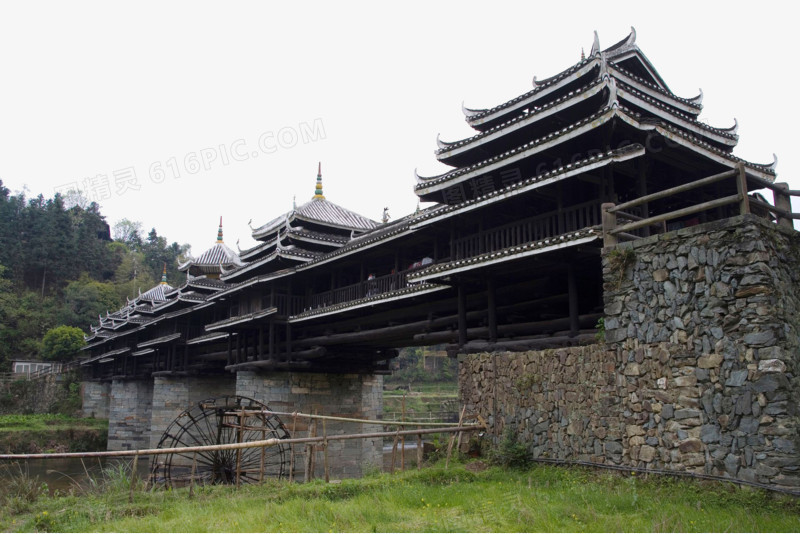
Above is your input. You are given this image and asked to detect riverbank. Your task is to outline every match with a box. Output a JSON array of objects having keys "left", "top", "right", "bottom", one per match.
[
  {"left": 0, "top": 414, "right": 107, "bottom": 454},
  {"left": 2, "top": 462, "right": 798, "bottom": 532}
]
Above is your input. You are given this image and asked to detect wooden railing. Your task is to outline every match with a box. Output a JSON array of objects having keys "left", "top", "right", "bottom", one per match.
[
  {"left": 453, "top": 200, "right": 602, "bottom": 260},
  {"left": 602, "top": 163, "right": 798, "bottom": 246},
  {"left": 308, "top": 270, "right": 410, "bottom": 310}
]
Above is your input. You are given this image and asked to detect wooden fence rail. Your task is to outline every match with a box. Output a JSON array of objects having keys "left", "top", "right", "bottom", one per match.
[{"left": 602, "top": 163, "right": 799, "bottom": 246}]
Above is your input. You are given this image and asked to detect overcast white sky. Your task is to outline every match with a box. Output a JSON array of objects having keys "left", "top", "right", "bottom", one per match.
[{"left": 1, "top": 1, "right": 797, "bottom": 256}]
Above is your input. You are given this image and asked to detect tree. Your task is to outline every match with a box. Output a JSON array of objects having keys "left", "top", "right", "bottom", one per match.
[
  {"left": 59, "top": 274, "right": 121, "bottom": 329},
  {"left": 112, "top": 218, "right": 143, "bottom": 249},
  {"left": 41, "top": 326, "right": 86, "bottom": 362}
]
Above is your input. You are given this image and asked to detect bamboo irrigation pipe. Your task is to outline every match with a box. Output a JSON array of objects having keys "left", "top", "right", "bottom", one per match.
[
  {"left": 226, "top": 409, "right": 459, "bottom": 428},
  {"left": 0, "top": 425, "right": 484, "bottom": 461}
]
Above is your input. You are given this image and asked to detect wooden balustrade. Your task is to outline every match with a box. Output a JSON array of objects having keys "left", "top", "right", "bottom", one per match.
[{"left": 453, "top": 200, "right": 602, "bottom": 260}]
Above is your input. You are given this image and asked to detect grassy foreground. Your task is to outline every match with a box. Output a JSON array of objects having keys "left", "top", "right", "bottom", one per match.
[{"left": 1, "top": 462, "right": 799, "bottom": 532}]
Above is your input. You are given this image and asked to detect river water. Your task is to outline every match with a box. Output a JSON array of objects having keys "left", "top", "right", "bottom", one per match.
[
  {"left": 1, "top": 456, "right": 152, "bottom": 495},
  {"left": 2, "top": 442, "right": 427, "bottom": 494}
]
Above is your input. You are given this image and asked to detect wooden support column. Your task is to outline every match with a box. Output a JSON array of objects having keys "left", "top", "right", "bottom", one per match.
[
  {"left": 487, "top": 277, "right": 497, "bottom": 342},
  {"left": 736, "top": 163, "right": 750, "bottom": 215},
  {"left": 235, "top": 333, "right": 241, "bottom": 365},
  {"left": 568, "top": 263, "right": 579, "bottom": 338},
  {"left": 457, "top": 281, "right": 467, "bottom": 347},
  {"left": 602, "top": 203, "right": 618, "bottom": 247},
  {"left": 637, "top": 162, "right": 650, "bottom": 237},
  {"left": 227, "top": 333, "right": 232, "bottom": 366},
  {"left": 258, "top": 327, "right": 264, "bottom": 360},
  {"left": 285, "top": 323, "right": 292, "bottom": 358},
  {"left": 774, "top": 182, "right": 793, "bottom": 229},
  {"left": 268, "top": 322, "right": 275, "bottom": 357}
]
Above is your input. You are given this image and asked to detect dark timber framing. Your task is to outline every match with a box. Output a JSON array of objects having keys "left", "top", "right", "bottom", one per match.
[{"left": 82, "top": 28, "right": 788, "bottom": 380}]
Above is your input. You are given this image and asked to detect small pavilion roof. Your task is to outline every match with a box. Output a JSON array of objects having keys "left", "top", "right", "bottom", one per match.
[
  {"left": 178, "top": 218, "right": 245, "bottom": 273},
  {"left": 251, "top": 164, "right": 378, "bottom": 240}
]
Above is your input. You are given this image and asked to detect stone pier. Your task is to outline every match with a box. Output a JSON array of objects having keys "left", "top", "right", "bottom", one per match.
[
  {"left": 149, "top": 375, "right": 236, "bottom": 449},
  {"left": 107, "top": 378, "right": 154, "bottom": 451},
  {"left": 236, "top": 371, "right": 383, "bottom": 479}
]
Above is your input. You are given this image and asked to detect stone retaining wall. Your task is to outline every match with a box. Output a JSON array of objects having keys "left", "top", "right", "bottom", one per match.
[{"left": 460, "top": 215, "right": 799, "bottom": 491}]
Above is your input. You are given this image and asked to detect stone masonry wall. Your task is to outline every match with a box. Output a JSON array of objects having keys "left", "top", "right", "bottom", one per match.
[
  {"left": 460, "top": 215, "right": 800, "bottom": 491},
  {"left": 81, "top": 381, "right": 110, "bottom": 419},
  {"left": 107, "top": 378, "right": 153, "bottom": 451},
  {"left": 237, "top": 371, "right": 383, "bottom": 479},
  {"left": 149, "top": 375, "right": 236, "bottom": 449}
]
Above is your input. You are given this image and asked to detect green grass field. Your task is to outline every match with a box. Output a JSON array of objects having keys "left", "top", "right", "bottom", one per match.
[{"left": 2, "top": 461, "right": 798, "bottom": 532}]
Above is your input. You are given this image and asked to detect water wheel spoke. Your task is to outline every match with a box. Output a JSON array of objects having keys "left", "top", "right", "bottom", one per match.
[{"left": 150, "top": 395, "right": 290, "bottom": 487}]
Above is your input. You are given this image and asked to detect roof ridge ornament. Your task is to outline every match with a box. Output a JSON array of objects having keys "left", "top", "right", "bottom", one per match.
[
  {"left": 626, "top": 26, "right": 637, "bottom": 47},
  {"left": 217, "top": 216, "right": 224, "bottom": 243},
  {"left": 532, "top": 75, "right": 539, "bottom": 88},
  {"left": 606, "top": 76, "right": 619, "bottom": 108},
  {"left": 247, "top": 218, "right": 254, "bottom": 230},
  {"left": 689, "top": 88, "right": 704, "bottom": 105},
  {"left": 160, "top": 262, "right": 168, "bottom": 285},
  {"left": 313, "top": 162, "right": 325, "bottom": 199},
  {"left": 436, "top": 133, "right": 447, "bottom": 149},
  {"left": 770, "top": 153, "right": 778, "bottom": 172},
  {"left": 590, "top": 30, "right": 600, "bottom": 56}
]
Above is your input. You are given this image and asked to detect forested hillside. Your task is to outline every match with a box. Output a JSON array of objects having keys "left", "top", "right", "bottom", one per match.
[{"left": 0, "top": 180, "right": 190, "bottom": 370}]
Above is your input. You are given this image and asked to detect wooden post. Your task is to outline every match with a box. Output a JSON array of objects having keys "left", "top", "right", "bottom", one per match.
[
  {"left": 567, "top": 263, "right": 579, "bottom": 338},
  {"left": 289, "top": 413, "right": 297, "bottom": 482},
  {"left": 736, "top": 163, "right": 750, "bottom": 215},
  {"left": 601, "top": 202, "right": 618, "bottom": 247},
  {"left": 390, "top": 430, "right": 399, "bottom": 473},
  {"left": 416, "top": 427, "right": 423, "bottom": 470},
  {"left": 258, "top": 327, "right": 264, "bottom": 360},
  {"left": 189, "top": 452, "right": 197, "bottom": 497},
  {"left": 637, "top": 161, "right": 650, "bottom": 237},
  {"left": 259, "top": 413, "right": 266, "bottom": 483},
  {"left": 323, "top": 419, "right": 330, "bottom": 483},
  {"left": 487, "top": 277, "right": 497, "bottom": 342},
  {"left": 774, "top": 182, "right": 793, "bottom": 229},
  {"left": 446, "top": 406, "right": 467, "bottom": 469},
  {"left": 400, "top": 394, "right": 406, "bottom": 471},
  {"left": 457, "top": 283, "right": 467, "bottom": 347},
  {"left": 236, "top": 407, "right": 244, "bottom": 488},
  {"left": 129, "top": 454, "right": 138, "bottom": 504}
]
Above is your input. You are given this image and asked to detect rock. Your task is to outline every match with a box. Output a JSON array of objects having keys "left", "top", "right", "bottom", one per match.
[
  {"left": 679, "top": 438, "right": 704, "bottom": 453},
  {"left": 604, "top": 441, "right": 623, "bottom": 455},
  {"left": 624, "top": 363, "right": 642, "bottom": 376},
  {"left": 698, "top": 353, "right": 723, "bottom": 369},
  {"left": 744, "top": 330, "right": 777, "bottom": 347},
  {"left": 626, "top": 425, "right": 646, "bottom": 437},
  {"left": 674, "top": 408, "right": 702, "bottom": 420},
  {"left": 758, "top": 359, "right": 786, "bottom": 373},
  {"left": 639, "top": 445, "right": 656, "bottom": 462},
  {"left": 725, "top": 369, "right": 748, "bottom": 387},
  {"left": 700, "top": 424, "right": 721, "bottom": 443}
]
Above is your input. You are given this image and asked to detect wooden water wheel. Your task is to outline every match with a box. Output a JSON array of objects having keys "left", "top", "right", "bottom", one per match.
[{"left": 150, "top": 395, "right": 290, "bottom": 487}]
